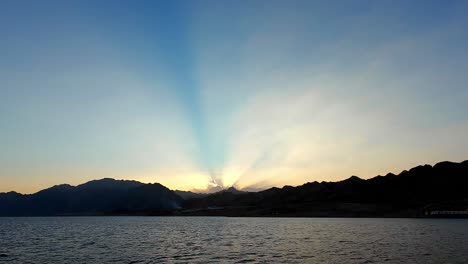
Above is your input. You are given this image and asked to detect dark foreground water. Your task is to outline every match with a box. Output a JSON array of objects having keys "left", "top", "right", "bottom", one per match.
[{"left": 1, "top": 217, "right": 468, "bottom": 263}]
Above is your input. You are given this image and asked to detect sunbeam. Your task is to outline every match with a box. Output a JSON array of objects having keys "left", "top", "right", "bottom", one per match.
[{"left": 1, "top": 0, "right": 468, "bottom": 193}]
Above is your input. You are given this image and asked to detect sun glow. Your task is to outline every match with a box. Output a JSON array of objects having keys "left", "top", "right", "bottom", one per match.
[
  {"left": 217, "top": 167, "right": 244, "bottom": 188},
  {"left": 146, "top": 172, "right": 213, "bottom": 191},
  {"left": 2, "top": 1, "right": 468, "bottom": 195}
]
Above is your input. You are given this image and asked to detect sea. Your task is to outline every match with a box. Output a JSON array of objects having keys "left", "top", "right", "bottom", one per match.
[{"left": 0, "top": 217, "right": 467, "bottom": 263}]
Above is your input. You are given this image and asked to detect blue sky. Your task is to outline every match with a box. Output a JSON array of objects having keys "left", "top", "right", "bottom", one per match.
[{"left": 1, "top": 0, "right": 468, "bottom": 193}]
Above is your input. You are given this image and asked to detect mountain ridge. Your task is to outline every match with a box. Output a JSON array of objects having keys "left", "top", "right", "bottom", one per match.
[
  {"left": 1, "top": 160, "right": 468, "bottom": 217},
  {"left": 182, "top": 160, "right": 468, "bottom": 217},
  {"left": 0, "top": 178, "right": 181, "bottom": 216}
]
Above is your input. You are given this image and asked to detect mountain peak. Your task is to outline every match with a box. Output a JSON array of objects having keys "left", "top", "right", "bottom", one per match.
[
  {"left": 223, "top": 186, "right": 244, "bottom": 194},
  {"left": 77, "top": 178, "right": 144, "bottom": 190},
  {"left": 346, "top": 175, "right": 364, "bottom": 182}
]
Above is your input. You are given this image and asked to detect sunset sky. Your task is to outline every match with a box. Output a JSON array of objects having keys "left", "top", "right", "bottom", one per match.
[{"left": 1, "top": 0, "right": 468, "bottom": 193}]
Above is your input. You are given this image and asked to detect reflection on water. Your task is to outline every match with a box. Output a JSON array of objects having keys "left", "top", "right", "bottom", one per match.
[{"left": 1, "top": 217, "right": 467, "bottom": 263}]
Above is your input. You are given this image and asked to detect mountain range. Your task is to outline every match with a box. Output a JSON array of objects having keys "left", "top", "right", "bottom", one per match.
[
  {"left": 1, "top": 160, "right": 467, "bottom": 217},
  {"left": 0, "top": 178, "right": 181, "bottom": 216}
]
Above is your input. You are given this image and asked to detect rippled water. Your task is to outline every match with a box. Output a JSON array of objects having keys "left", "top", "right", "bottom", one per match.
[{"left": 1, "top": 217, "right": 468, "bottom": 263}]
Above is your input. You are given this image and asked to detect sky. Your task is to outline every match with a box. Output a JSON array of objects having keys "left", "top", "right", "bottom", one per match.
[{"left": 1, "top": 0, "right": 468, "bottom": 194}]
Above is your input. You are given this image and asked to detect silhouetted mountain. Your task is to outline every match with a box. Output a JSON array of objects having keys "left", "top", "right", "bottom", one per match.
[
  {"left": 223, "top": 187, "right": 245, "bottom": 194},
  {"left": 77, "top": 178, "right": 143, "bottom": 190},
  {"left": 2, "top": 160, "right": 468, "bottom": 217},
  {"left": 0, "top": 179, "right": 182, "bottom": 216},
  {"left": 174, "top": 187, "right": 244, "bottom": 201},
  {"left": 174, "top": 190, "right": 208, "bottom": 200},
  {"left": 182, "top": 160, "right": 468, "bottom": 217}
]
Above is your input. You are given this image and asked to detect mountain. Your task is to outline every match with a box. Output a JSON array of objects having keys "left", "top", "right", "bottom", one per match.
[
  {"left": 222, "top": 187, "right": 245, "bottom": 194},
  {"left": 174, "top": 190, "right": 208, "bottom": 200},
  {"left": 181, "top": 160, "right": 468, "bottom": 217},
  {"left": 174, "top": 187, "right": 244, "bottom": 200},
  {"left": 2, "top": 160, "right": 468, "bottom": 217},
  {"left": 0, "top": 178, "right": 182, "bottom": 216}
]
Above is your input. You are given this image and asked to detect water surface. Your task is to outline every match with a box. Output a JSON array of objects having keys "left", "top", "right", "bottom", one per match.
[{"left": 1, "top": 217, "right": 467, "bottom": 263}]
